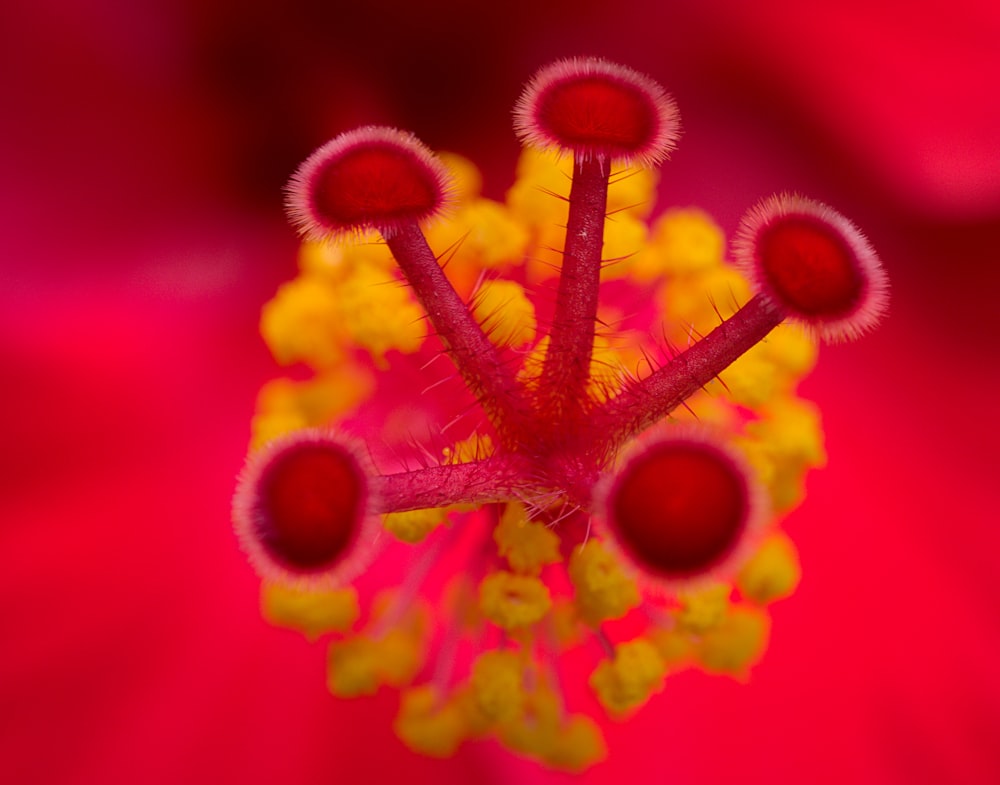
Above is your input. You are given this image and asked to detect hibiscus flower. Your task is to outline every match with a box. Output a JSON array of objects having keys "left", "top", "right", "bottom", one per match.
[{"left": 1, "top": 1, "right": 997, "bottom": 784}]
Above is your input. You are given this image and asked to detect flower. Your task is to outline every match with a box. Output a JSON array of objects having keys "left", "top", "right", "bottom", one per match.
[
  {"left": 235, "top": 58, "right": 886, "bottom": 770},
  {"left": 3, "top": 3, "right": 999, "bottom": 784}
]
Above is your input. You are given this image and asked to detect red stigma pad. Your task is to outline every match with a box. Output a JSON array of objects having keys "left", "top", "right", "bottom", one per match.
[
  {"left": 536, "top": 76, "right": 657, "bottom": 153},
  {"left": 758, "top": 215, "right": 863, "bottom": 318},
  {"left": 257, "top": 443, "right": 364, "bottom": 571},
  {"left": 611, "top": 443, "right": 748, "bottom": 577},
  {"left": 312, "top": 144, "right": 441, "bottom": 229}
]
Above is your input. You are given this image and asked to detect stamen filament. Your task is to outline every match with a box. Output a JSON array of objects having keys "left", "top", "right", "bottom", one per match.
[{"left": 369, "top": 522, "right": 465, "bottom": 639}]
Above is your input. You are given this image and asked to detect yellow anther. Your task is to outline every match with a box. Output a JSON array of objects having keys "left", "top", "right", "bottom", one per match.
[
  {"left": 715, "top": 343, "right": 781, "bottom": 408},
  {"left": 590, "top": 638, "right": 667, "bottom": 715},
  {"left": 676, "top": 583, "right": 731, "bottom": 633},
  {"left": 250, "top": 371, "right": 375, "bottom": 450},
  {"left": 468, "top": 650, "right": 526, "bottom": 724},
  {"left": 753, "top": 397, "right": 827, "bottom": 467},
  {"left": 333, "top": 264, "right": 425, "bottom": 366},
  {"left": 660, "top": 265, "right": 752, "bottom": 338},
  {"left": 383, "top": 507, "right": 449, "bottom": 544},
  {"left": 472, "top": 279, "right": 537, "bottom": 347},
  {"left": 494, "top": 502, "right": 561, "bottom": 575},
  {"left": 458, "top": 200, "right": 531, "bottom": 269},
  {"left": 589, "top": 327, "right": 647, "bottom": 402},
  {"left": 395, "top": 686, "right": 468, "bottom": 758},
  {"left": 261, "top": 583, "right": 359, "bottom": 640},
  {"left": 669, "top": 390, "right": 740, "bottom": 429},
  {"left": 479, "top": 571, "right": 552, "bottom": 630},
  {"left": 647, "top": 625, "right": 694, "bottom": 667},
  {"left": 374, "top": 627, "right": 425, "bottom": 688},
  {"left": 326, "top": 636, "right": 380, "bottom": 697},
  {"left": 737, "top": 532, "right": 801, "bottom": 604},
  {"left": 599, "top": 214, "right": 649, "bottom": 281},
  {"left": 425, "top": 198, "right": 530, "bottom": 295},
  {"left": 298, "top": 236, "right": 394, "bottom": 280},
  {"left": 713, "top": 323, "right": 818, "bottom": 408},
  {"left": 298, "top": 240, "right": 348, "bottom": 279},
  {"left": 606, "top": 165, "right": 658, "bottom": 219},
  {"left": 327, "top": 594, "right": 428, "bottom": 697},
  {"left": 438, "top": 152, "right": 482, "bottom": 201},
  {"left": 568, "top": 540, "right": 640, "bottom": 626},
  {"left": 250, "top": 410, "right": 307, "bottom": 451},
  {"left": 636, "top": 207, "right": 725, "bottom": 281},
  {"left": 261, "top": 264, "right": 424, "bottom": 370},
  {"left": 697, "top": 606, "right": 770, "bottom": 677},
  {"left": 497, "top": 714, "right": 551, "bottom": 760},
  {"left": 517, "top": 336, "right": 549, "bottom": 389},
  {"left": 745, "top": 397, "right": 827, "bottom": 510},
  {"left": 260, "top": 276, "right": 348, "bottom": 368},
  {"left": 443, "top": 433, "right": 494, "bottom": 464},
  {"left": 519, "top": 224, "right": 567, "bottom": 283},
  {"left": 760, "top": 323, "right": 818, "bottom": 378},
  {"left": 293, "top": 371, "right": 374, "bottom": 423},
  {"left": 507, "top": 149, "right": 572, "bottom": 229},
  {"left": 542, "top": 714, "right": 608, "bottom": 772},
  {"left": 496, "top": 677, "right": 562, "bottom": 757}
]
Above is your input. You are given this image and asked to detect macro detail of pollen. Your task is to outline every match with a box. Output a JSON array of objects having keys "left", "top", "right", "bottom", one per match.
[{"left": 233, "top": 57, "right": 887, "bottom": 770}]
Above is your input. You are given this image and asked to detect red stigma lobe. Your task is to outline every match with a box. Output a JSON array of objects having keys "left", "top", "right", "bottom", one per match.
[
  {"left": 536, "top": 76, "right": 657, "bottom": 153},
  {"left": 312, "top": 144, "right": 441, "bottom": 230},
  {"left": 611, "top": 443, "right": 748, "bottom": 577},
  {"left": 258, "top": 444, "right": 364, "bottom": 571},
  {"left": 758, "top": 215, "right": 863, "bottom": 318}
]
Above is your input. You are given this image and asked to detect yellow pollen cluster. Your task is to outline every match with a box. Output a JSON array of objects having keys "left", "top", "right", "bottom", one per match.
[
  {"left": 383, "top": 507, "right": 449, "bottom": 544},
  {"left": 471, "top": 279, "right": 537, "bottom": 347},
  {"left": 494, "top": 502, "right": 562, "bottom": 575},
  {"left": 479, "top": 572, "right": 553, "bottom": 630},
  {"left": 248, "top": 149, "right": 826, "bottom": 769},
  {"left": 326, "top": 593, "right": 428, "bottom": 697},
  {"left": 568, "top": 540, "right": 641, "bottom": 626},
  {"left": 590, "top": 638, "right": 667, "bottom": 715},
  {"left": 261, "top": 583, "right": 360, "bottom": 641}
]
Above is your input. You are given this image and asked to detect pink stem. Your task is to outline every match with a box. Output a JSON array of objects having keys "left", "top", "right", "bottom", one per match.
[
  {"left": 386, "top": 223, "right": 531, "bottom": 436},
  {"left": 537, "top": 156, "right": 609, "bottom": 416},
  {"left": 598, "top": 295, "right": 784, "bottom": 447},
  {"left": 375, "top": 455, "right": 527, "bottom": 513}
]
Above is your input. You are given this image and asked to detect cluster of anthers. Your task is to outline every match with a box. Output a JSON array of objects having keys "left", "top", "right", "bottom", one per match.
[{"left": 233, "top": 58, "right": 888, "bottom": 769}]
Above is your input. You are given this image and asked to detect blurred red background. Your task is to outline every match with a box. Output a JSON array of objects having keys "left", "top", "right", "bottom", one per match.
[{"left": 2, "top": 1, "right": 998, "bottom": 783}]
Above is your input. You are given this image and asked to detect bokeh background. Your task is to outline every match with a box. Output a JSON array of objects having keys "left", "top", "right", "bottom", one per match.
[{"left": 2, "top": 1, "right": 998, "bottom": 783}]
